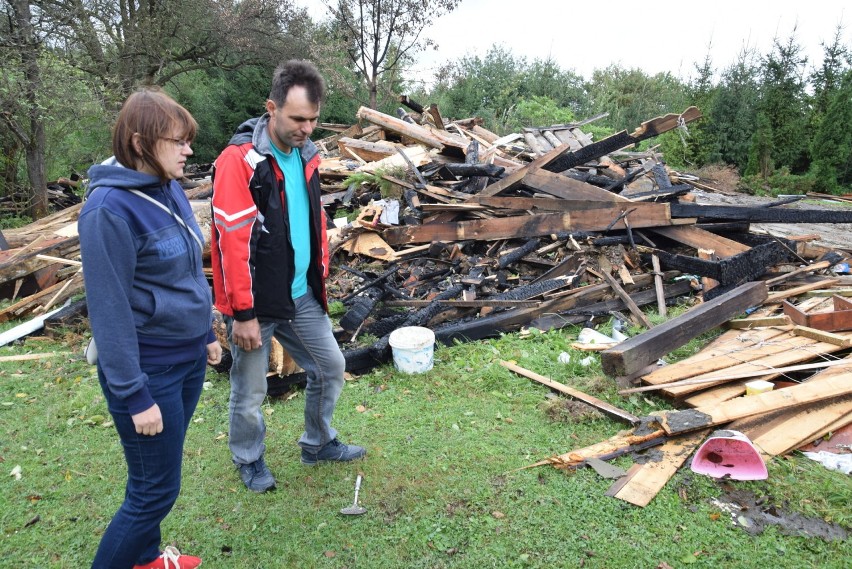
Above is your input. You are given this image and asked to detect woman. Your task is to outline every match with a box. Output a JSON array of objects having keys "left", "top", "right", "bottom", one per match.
[{"left": 79, "top": 89, "right": 221, "bottom": 569}]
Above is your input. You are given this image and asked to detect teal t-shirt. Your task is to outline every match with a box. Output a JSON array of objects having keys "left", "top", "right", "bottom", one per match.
[{"left": 269, "top": 142, "right": 310, "bottom": 299}]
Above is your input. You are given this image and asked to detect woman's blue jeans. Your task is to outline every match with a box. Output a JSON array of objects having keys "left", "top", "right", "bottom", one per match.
[
  {"left": 91, "top": 357, "right": 205, "bottom": 568},
  {"left": 226, "top": 291, "right": 346, "bottom": 466}
]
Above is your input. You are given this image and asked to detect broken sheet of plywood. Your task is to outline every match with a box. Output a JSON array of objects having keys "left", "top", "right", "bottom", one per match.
[{"left": 342, "top": 231, "right": 398, "bottom": 261}]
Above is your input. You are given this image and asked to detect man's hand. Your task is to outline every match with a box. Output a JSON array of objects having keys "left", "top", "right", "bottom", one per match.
[
  {"left": 132, "top": 404, "right": 163, "bottom": 436},
  {"left": 207, "top": 340, "right": 223, "bottom": 365},
  {"left": 232, "top": 318, "right": 262, "bottom": 351}
]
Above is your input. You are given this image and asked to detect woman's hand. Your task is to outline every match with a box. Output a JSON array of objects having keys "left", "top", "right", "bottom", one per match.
[
  {"left": 207, "top": 340, "right": 223, "bottom": 365},
  {"left": 132, "top": 404, "right": 163, "bottom": 436}
]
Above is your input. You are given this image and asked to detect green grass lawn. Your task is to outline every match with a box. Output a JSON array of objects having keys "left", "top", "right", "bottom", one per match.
[{"left": 1, "top": 324, "right": 850, "bottom": 568}]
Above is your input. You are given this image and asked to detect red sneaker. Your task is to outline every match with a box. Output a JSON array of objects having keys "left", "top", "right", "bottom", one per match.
[{"left": 132, "top": 546, "right": 202, "bottom": 569}]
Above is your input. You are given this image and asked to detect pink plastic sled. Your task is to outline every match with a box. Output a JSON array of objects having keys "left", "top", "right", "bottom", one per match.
[{"left": 691, "top": 430, "right": 768, "bottom": 480}]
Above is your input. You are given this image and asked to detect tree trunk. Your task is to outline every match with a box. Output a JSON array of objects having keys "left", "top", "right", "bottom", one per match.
[
  {"left": 24, "top": 134, "right": 48, "bottom": 219},
  {"left": 9, "top": 0, "right": 49, "bottom": 219},
  {"left": 369, "top": 76, "right": 378, "bottom": 110}
]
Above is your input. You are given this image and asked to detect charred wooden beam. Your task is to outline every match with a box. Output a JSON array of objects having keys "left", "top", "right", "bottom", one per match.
[
  {"left": 398, "top": 94, "right": 425, "bottom": 114},
  {"left": 650, "top": 163, "right": 672, "bottom": 189},
  {"left": 652, "top": 241, "right": 794, "bottom": 286},
  {"left": 671, "top": 203, "right": 852, "bottom": 223},
  {"left": 369, "top": 284, "right": 465, "bottom": 359},
  {"left": 443, "top": 163, "right": 505, "bottom": 178},
  {"left": 543, "top": 107, "right": 702, "bottom": 173},
  {"left": 529, "top": 280, "right": 693, "bottom": 331},
  {"left": 566, "top": 170, "right": 624, "bottom": 190},
  {"left": 341, "top": 272, "right": 689, "bottom": 375},
  {"left": 382, "top": 299, "right": 540, "bottom": 308},
  {"left": 339, "top": 286, "right": 384, "bottom": 333},
  {"left": 340, "top": 264, "right": 400, "bottom": 302},
  {"left": 498, "top": 239, "right": 540, "bottom": 269},
  {"left": 42, "top": 297, "right": 88, "bottom": 337}
]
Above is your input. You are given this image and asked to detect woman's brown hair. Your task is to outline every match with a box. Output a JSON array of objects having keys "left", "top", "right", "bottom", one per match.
[{"left": 112, "top": 88, "right": 197, "bottom": 180}]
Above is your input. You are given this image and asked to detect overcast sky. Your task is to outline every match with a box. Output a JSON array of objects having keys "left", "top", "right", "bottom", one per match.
[{"left": 301, "top": 0, "right": 849, "bottom": 84}]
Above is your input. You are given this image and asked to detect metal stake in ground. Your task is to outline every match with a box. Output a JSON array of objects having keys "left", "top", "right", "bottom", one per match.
[{"left": 340, "top": 474, "right": 367, "bottom": 516}]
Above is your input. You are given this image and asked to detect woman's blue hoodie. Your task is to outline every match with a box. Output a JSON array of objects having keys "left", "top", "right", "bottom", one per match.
[{"left": 79, "top": 158, "right": 215, "bottom": 414}]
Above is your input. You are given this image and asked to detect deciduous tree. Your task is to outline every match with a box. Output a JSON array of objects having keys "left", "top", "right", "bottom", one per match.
[
  {"left": 40, "top": 0, "right": 310, "bottom": 105},
  {"left": 323, "top": 0, "right": 460, "bottom": 110}
]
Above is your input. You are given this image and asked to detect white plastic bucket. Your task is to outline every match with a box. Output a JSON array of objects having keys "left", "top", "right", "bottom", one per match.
[{"left": 388, "top": 326, "right": 435, "bottom": 374}]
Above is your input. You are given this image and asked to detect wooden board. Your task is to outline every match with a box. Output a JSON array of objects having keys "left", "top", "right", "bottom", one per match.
[
  {"left": 751, "top": 394, "right": 852, "bottom": 457},
  {"left": 764, "top": 279, "right": 840, "bottom": 304},
  {"left": 681, "top": 381, "right": 751, "bottom": 407},
  {"left": 601, "top": 281, "right": 768, "bottom": 377},
  {"left": 521, "top": 169, "right": 630, "bottom": 202},
  {"left": 337, "top": 137, "right": 398, "bottom": 162},
  {"left": 607, "top": 429, "right": 710, "bottom": 507},
  {"left": 474, "top": 141, "right": 575, "bottom": 198},
  {"left": 658, "top": 375, "right": 852, "bottom": 435},
  {"left": 499, "top": 360, "right": 639, "bottom": 424},
  {"left": 727, "top": 360, "right": 852, "bottom": 456},
  {"left": 383, "top": 205, "right": 678, "bottom": 246},
  {"left": 660, "top": 332, "right": 849, "bottom": 397},
  {"left": 639, "top": 326, "right": 790, "bottom": 386}
]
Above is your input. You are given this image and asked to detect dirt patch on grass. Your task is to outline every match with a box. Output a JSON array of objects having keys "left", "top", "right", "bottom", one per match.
[
  {"left": 541, "top": 397, "right": 602, "bottom": 423},
  {"left": 710, "top": 487, "right": 848, "bottom": 541}
]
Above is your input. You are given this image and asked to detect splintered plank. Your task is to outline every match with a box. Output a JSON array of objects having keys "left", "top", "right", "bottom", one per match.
[
  {"left": 607, "top": 429, "right": 710, "bottom": 507},
  {"left": 499, "top": 360, "right": 639, "bottom": 424},
  {"left": 337, "top": 137, "right": 398, "bottom": 162},
  {"left": 601, "top": 281, "right": 768, "bottom": 377},
  {"left": 525, "top": 428, "right": 667, "bottom": 470},
  {"left": 658, "top": 376, "right": 852, "bottom": 435}
]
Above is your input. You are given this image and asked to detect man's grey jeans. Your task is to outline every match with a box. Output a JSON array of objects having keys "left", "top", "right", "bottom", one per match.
[{"left": 225, "top": 291, "right": 346, "bottom": 465}]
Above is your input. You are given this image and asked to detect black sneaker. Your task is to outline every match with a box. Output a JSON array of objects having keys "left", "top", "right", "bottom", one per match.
[
  {"left": 301, "top": 439, "right": 366, "bottom": 466},
  {"left": 237, "top": 457, "right": 276, "bottom": 492}
]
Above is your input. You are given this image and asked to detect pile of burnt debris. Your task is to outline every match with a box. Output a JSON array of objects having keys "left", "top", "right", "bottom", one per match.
[{"left": 3, "top": 100, "right": 852, "bottom": 381}]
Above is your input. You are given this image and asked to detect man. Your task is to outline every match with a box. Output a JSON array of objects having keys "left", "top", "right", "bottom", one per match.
[{"left": 211, "top": 60, "right": 365, "bottom": 493}]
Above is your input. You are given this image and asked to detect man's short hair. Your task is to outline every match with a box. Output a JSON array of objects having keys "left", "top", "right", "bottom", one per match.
[{"left": 269, "top": 60, "right": 325, "bottom": 106}]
